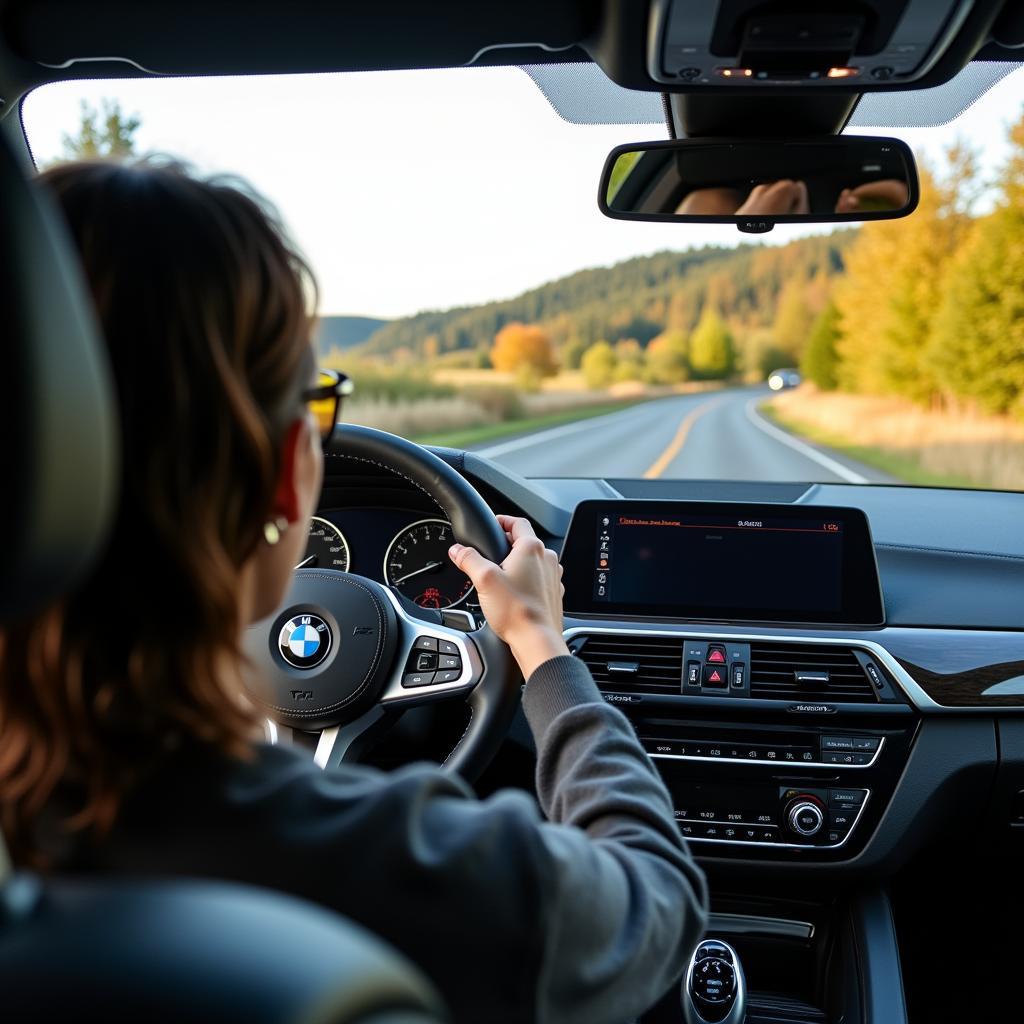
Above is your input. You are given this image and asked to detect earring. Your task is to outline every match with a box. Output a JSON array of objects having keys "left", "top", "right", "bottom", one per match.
[{"left": 263, "top": 516, "right": 290, "bottom": 545}]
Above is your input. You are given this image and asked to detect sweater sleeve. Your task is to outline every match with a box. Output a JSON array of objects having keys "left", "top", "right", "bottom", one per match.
[{"left": 520, "top": 655, "right": 709, "bottom": 1024}]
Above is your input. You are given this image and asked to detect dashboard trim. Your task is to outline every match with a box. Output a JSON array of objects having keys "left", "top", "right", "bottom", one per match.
[
  {"left": 562, "top": 623, "right": 944, "bottom": 712},
  {"left": 707, "top": 913, "right": 814, "bottom": 940}
]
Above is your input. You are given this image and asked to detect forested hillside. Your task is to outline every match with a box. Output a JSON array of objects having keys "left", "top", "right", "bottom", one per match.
[
  {"left": 356, "top": 233, "right": 852, "bottom": 376},
  {"left": 315, "top": 315, "right": 389, "bottom": 357}
]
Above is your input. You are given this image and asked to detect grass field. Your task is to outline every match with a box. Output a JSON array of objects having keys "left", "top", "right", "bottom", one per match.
[
  {"left": 411, "top": 400, "right": 644, "bottom": 449},
  {"left": 766, "top": 389, "right": 1024, "bottom": 491}
]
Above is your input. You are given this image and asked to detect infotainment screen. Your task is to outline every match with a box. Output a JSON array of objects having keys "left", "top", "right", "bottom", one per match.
[{"left": 560, "top": 500, "right": 884, "bottom": 626}]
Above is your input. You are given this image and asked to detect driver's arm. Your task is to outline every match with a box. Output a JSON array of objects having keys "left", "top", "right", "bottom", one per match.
[
  {"left": 448, "top": 517, "right": 709, "bottom": 1022},
  {"left": 520, "top": 653, "right": 710, "bottom": 1023}
]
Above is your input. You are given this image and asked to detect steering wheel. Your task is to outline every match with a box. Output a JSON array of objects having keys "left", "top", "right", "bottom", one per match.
[{"left": 243, "top": 424, "right": 520, "bottom": 781}]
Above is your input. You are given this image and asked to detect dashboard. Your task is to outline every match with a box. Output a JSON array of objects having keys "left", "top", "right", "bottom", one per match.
[{"left": 314, "top": 447, "right": 1024, "bottom": 887}]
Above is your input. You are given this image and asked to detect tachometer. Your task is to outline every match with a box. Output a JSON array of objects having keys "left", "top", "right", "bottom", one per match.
[
  {"left": 298, "top": 516, "right": 350, "bottom": 572},
  {"left": 384, "top": 518, "right": 473, "bottom": 609}
]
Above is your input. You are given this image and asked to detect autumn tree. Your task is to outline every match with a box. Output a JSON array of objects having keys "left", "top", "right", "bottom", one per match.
[
  {"left": 613, "top": 338, "right": 644, "bottom": 382},
  {"left": 688, "top": 308, "right": 735, "bottom": 379},
  {"left": 927, "top": 117, "right": 1024, "bottom": 416},
  {"left": 490, "top": 322, "right": 558, "bottom": 380},
  {"left": 60, "top": 99, "right": 141, "bottom": 161},
  {"left": 801, "top": 300, "right": 842, "bottom": 390},
  {"left": 562, "top": 335, "right": 589, "bottom": 370},
  {"left": 834, "top": 145, "right": 977, "bottom": 401},
  {"left": 772, "top": 278, "right": 815, "bottom": 360},
  {"left": 581, "top": 341, "right": 617, "bottom": 389},
  {"left": 645, "top": 328, "right": 689, "bottom": 384}
]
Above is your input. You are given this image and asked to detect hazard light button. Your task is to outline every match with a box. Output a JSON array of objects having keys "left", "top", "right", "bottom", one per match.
[
  {"left": 707, "top": 646, "right": 727, "bottom": 664},
  {"left": 703, "top": 664, "right": 728, "bottom": 688}
]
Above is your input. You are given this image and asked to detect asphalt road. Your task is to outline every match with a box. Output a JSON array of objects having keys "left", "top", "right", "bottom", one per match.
[{"left": 472, "top": 386, "right": 895, "bottom": 483}]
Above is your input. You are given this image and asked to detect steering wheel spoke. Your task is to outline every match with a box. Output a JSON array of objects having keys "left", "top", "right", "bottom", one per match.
[{"left": 377, "top": 587, "right": 484, "bottom": 708}]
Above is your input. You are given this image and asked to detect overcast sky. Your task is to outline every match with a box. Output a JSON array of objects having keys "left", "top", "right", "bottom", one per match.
[{"left": 23, "top": 64, "right": 1024, "bottom": 318}]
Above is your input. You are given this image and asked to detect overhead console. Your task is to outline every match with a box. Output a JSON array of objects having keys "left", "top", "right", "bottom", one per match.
[{"left": 647, "top": 0, "right": 988, "bottom": 88}]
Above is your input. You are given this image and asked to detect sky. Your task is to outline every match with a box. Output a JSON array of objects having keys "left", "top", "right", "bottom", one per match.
[{"left": 22, "top": 63, "right": 1024, "bottom": 319}]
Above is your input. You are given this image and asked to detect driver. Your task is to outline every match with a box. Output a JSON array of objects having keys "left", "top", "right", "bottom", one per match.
[{"left": 0, "top": 160, "right": 708, "bottom": 1024}]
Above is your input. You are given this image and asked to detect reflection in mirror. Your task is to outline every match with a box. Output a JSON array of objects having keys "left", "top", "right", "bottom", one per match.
[{"left": 601, "top": 137, "right": 917, "bottom": 229}]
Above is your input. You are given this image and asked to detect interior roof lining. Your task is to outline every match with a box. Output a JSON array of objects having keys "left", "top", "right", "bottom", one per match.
[{"left": 12, "top": 57, "right": 1021, "bottom": 139}]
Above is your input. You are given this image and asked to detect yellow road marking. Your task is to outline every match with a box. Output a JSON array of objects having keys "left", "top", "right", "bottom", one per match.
[{"left": 643, "top": 395, "right": 727, "bottom": 479}]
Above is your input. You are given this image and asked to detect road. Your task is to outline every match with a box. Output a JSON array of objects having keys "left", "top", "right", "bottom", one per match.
[{"left": 471, "top": 387, "right": 895, "bottom": 483}]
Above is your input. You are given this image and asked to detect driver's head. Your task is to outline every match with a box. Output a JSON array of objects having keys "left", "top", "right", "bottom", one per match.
[{"left": 0, "top": 160, "right": 323, "bottom": 864}]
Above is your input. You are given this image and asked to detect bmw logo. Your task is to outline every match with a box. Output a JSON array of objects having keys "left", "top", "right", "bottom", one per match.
[{"left": 278, "top": 613, "right": 332, "bottom": 669}]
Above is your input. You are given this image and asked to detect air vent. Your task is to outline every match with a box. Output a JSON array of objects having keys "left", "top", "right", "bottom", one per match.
[
  {"left": 749, "top": 642, "right": 877, "bottom": 702},
  {"left": 574, "top": 634, "right": 683, "bottom": 694}
]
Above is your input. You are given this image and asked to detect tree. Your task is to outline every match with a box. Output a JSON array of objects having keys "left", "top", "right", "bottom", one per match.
[
  {"left": 645, "top": 328, "right": 689, "bottom": 384},
  {"left": 801, "top": 300, "right": 842, "bottom": 390},
  {"left": 772, "top": 279, "right": 815, "bottom": 360},
  {"left": 490, "top": 322, "right": 557, "bottom": 379},
  {"left": 927, "top": 118, "right": 1024, "bottom": 416},
  {"left": 613, "top": 338, "right": 644, "bottom": 383},
  {"left": 580, "top": 341, "right": 617, "bottom": 389},
  {"left": 689, "top": 308, "right": 735, "bottom": 379},
  {"left": 834, "top": 146, "right": 977, "bottom": 402},
  {"left": 60, "top": 99, "right": 141, "bottom": 161},
  {"left": 562, "top": 335, "right": 589, "bottom": 370}
]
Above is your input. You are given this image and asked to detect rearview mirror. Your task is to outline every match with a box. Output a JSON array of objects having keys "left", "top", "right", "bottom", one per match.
[{"left": 599, "top": 136, "right": 918, "bottom": 233}]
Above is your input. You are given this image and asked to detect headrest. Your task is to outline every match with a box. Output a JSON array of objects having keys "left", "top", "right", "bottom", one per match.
[{"left": 0, "top": 132, "right": 119, "bottom": 623}]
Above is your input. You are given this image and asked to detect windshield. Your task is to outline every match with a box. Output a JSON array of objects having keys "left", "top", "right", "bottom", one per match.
[{"left": 22, "top": 65, "right": 1024, "bottom": 490}]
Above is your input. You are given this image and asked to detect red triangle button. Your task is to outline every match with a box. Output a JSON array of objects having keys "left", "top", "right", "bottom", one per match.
[
  {"left": 708, "top": 648, "right": 726, "bottom": 664},
  {"left": 707, "top": 668, "right": 724, "bottom": 683}
]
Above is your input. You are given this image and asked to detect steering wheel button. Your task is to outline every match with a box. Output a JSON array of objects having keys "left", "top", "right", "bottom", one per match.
[
  {"left": 402, "top": 671, "right": 436, "bottom": 688},
  {"left": 438, "top": 639, "right": 459, "bottom": 656},
  {"left": 412, "top": 636, "right": 438, "bottom": 652},
  {"left": 433, "top": 669, "right": 461, "bottom": 684},
  {"left": 415, "top": 652, "right": 439, "bottom": 672},
  {"left": 438, "top": 654, "right": 461, "bottom": 670}
]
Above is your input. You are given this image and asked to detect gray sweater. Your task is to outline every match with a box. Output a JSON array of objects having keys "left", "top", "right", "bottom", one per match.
[{"left": 93, "top": 656, "right": 709, "bottom": 1022}]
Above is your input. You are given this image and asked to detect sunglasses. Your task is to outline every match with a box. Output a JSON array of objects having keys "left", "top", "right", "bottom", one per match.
[{"left": 301, "top": 369, "right": 354, "bottom": 442}]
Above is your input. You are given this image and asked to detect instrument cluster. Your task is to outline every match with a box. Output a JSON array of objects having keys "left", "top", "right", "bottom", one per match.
[{"left": 298, "top": 506, "right": 475, "bottom": 612}]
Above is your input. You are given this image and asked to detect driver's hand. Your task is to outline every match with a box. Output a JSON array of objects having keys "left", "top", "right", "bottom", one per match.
[
  {"left": 737, "top": 179, "right": 810, "bottom": 215},
  {"left": 449, "top": 515, "right": 569, "bottom": 680}
]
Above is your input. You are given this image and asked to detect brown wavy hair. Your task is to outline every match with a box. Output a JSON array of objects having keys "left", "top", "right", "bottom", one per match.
[{"left": 0, "top": 160, "right": 317, "bottom": 865}]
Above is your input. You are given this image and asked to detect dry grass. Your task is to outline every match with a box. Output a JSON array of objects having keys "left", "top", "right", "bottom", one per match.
[
  {"left": 434, "top": 368, "right": 597, "bottom": 393},
  {"left": 344, "top": 389, "right": 636, "bottom": 438},
  {"left": 344, "top": 394, "right": 500, "bottom": 437},
  {"left": 770, "top": 389, "right": 1024, "bottom": 490}
]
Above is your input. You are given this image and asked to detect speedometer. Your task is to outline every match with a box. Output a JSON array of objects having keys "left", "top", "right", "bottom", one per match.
[
  {"left": 384, "top": 518, "right": 474, "bottom": 609},
  {"left": 298, "top": 516, "right": 350, "bottom": 572}
]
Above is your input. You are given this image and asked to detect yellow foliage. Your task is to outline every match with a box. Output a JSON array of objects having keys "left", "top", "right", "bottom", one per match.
[{"left": 490, "top": 322, "right": 558, "bottom": 378}]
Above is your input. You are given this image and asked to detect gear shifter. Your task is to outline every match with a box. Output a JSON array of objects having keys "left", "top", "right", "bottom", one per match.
[{"left": 681, "top": 939, "right": 746, "bottom": 1024}]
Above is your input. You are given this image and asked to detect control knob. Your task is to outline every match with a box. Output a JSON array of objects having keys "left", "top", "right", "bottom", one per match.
[
  {"left": 786, "top": 798, "right": 824, "bottom": 837},
  {"left": 682, "top": 939, "right": 746, "bottom": 1024}
]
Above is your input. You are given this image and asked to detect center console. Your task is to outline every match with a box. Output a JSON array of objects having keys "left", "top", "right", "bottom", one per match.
[
  {"left": 560, "top": 500, "right": 917, "bottom": 865},
  {"left": 559, "top": 499, "right": 923, "bottom": 1019}
]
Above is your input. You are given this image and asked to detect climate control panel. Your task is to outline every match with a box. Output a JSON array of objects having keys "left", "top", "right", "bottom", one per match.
[{"left": 673, "top": 783, "right": 869, "bottom": 849}]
